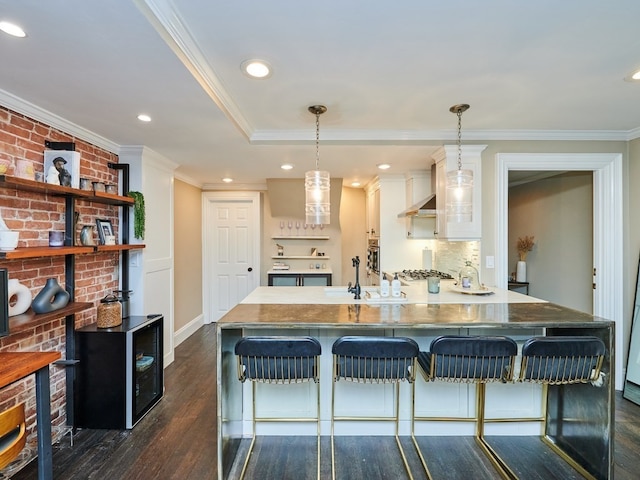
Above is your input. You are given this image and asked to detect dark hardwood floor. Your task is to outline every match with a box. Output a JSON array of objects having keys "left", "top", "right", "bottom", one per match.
[{"left": 10, "top": 324, "right": 640, "bottom": 479}]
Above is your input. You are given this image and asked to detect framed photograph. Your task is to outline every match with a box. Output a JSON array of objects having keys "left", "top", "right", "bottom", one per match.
[
  {"left": 96, "top": 219, "right": 115, "bottom": 245},
  {"left": 44, "top": 150, "right": 80, "bottom": 188}
]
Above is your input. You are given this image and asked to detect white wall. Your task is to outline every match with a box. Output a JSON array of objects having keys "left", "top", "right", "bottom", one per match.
[{"left": 119, "top": 146, "right": 177, "bottom": 367}]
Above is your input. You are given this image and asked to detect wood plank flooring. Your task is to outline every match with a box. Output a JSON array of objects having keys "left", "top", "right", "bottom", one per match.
[{"left": 9, "top": 324, "right": 640, "bottom": 479}]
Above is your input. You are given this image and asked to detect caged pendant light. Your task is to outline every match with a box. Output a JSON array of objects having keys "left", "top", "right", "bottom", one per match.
[
  {"left": 305, "top": 105, "right": 330, "bottom": 225},
  {"left": 446, "top": 104, "right": 473, "bottom": 223}
]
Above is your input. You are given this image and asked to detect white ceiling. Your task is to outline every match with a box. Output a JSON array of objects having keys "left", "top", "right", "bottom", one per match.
[{"left": 1, "top": 0, "right": 639, "bottom": 188}]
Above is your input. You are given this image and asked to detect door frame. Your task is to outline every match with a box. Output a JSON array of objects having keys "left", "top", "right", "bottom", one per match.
[
  {"left": 496, "top": 152, "right": 623, "bottom": 388},
  {"left": 202, "top": 191, "right": 261, "bottom": 324}
]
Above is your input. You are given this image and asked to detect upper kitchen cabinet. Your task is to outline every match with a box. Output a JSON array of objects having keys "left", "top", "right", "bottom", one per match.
[
  {"left": 365, "top": 179, "right": 380, "bottom": 238},
  {"left": 433, "top": 145, "right": 486, "bottom": 240}
]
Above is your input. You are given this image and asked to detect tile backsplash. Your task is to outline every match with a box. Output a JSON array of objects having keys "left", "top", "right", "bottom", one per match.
[{"left": 432, "top": 240, "right": 480, "bottom": 278}]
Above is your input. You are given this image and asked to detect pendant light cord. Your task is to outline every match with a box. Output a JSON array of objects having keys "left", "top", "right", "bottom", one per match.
[
  {"left": 315, "top": 111, "right": 320, "bottom": 171},
  {"left": 449, "top": 103, "right": 469, "bottom": 172},
  {"left": 456, "top": 108, "right": 463, "bottom": 171}
]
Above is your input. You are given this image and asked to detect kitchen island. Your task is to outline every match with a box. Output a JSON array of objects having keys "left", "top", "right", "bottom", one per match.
[{"left": 217, "top": 285, "right": 614, "bottom": 480}]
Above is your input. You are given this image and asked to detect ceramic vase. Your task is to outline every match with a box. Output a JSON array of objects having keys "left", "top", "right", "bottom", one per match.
[
  {"left": 31, "top": 278, "right": 70, "bottom": 314},
  {"left": 7, "top": 279, "right": 31, "bottom": 316},
  {"left": 80, "top": 225, "right": 95, "bottom": 246},
  {"left": 516, "top": 261, "right": 527, "bottom": 283}
]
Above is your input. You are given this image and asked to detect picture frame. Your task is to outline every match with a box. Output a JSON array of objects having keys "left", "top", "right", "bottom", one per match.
[
  {"left": 44, "top": 150, "right": 80, "bottom": 188},
  {"left": 96, "top": 218, "right": 114, "bottom": 245}
]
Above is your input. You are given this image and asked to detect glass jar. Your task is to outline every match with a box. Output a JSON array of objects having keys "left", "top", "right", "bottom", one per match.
[
  {"left": 458, "top": 261, "right": 480, "bottom": 290},
  {"left": 97, "top": 294, "right": 122, "bottom": 328}
]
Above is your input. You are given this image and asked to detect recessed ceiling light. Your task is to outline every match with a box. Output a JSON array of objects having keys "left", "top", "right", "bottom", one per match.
[
  {"left": 137, "top": 114, "right": 151, "bottom": 122},
  {"left": 222, "top": 177, "right": 233, "bottom": 183},
  {"left": 0, "top": 21, "right": 26, "bottom": 38},
  {"left": 624, "top": 68, "right": 640, "bottom": 82},
  {"left": 377, "top": 163, "right": 391, "bottom": 170},
  {"left": 351, "top": 181, "right": 361, "bottom": 187},
  {"left": 281, "top": 164, "right": 294, "bottom": 170},
  {"left": 241, "top": 59, "right": 272, "bottom": 79}
]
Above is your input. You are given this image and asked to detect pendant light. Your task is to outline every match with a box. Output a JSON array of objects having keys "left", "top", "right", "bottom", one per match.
[
  {"left": 446, "top": 104, "right": 473, "bottom": 223},
  {"left": 305, "top": 105, "right": 330, "bottom": 225}
]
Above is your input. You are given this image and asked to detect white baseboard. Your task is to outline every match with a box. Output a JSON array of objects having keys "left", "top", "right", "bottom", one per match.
[{"left": 174, "top": 314, "right": 204, "bottom": 347}]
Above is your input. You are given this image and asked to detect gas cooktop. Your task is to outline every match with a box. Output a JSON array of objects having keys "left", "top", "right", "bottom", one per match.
[{"left": 396, "top": 269, "right": 454, "bottom": 281}]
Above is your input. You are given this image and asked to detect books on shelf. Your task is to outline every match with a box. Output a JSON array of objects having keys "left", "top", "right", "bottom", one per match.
[{"left": 272, "top": 262, "right": 290, "bottom": 270}]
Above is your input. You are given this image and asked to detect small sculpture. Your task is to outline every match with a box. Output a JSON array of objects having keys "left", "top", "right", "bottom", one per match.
[
  {"left": 31, "top": 278, "right": 70, "bottom": 314},
  {"left": 7, "top": 278, "right": 31, "bottom": 317}
]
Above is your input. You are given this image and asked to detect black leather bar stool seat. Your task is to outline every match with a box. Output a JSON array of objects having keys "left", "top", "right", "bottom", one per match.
[
  {"left": 331, "top": 336, "right": 419, "bottom": 480},
  {"left": 235, "top": 336, "right": 322, "bottom": 480},
  {"left": 412, "top": 335, "right": 518, "bottom": 480},
  {"left": 510, "top": 335, "right": 606, "bottom": 480},
  {"left": 519, "top": 335, "right": 605, "bottom": 385}
]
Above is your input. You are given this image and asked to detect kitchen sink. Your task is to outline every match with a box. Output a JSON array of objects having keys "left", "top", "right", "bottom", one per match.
[{"left": 324, "top": 286, "right": 377, "bottom": 296}]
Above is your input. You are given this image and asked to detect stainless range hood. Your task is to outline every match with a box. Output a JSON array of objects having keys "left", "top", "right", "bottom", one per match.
[
  {"left": 397, "top": 193, "right": 437, "bottom": 218},
  {"left": 398, "top": 165, "right": 437, "bottom": 218}
]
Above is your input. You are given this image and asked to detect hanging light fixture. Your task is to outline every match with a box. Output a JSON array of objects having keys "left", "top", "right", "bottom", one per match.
[
  {"left": 305, "top": 105, "right": 330, "bottom": 225},
  {"left": 446, "top": 104, "right": 473, "bottom": 223}
]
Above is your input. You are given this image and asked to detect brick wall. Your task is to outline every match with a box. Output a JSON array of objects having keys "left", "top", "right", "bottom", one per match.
[{"left": 1, "top": 105, "right": 121, "bottom": 449}]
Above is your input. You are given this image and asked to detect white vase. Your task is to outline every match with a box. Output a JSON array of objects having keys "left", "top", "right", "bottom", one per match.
[
  {"left": 7, "top": 278, "right": 32, "bottom": 317},
  {"left": 516, "top": 261, "right": 527, "bottom": 283}
]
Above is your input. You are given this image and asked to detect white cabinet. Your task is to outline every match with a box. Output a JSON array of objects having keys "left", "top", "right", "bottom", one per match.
[
  {"left": 432, "top": 145, "right": 486, "bottom": 240},
  {"left": 365, "top": 181, "right": 380, "bottom": 238}
]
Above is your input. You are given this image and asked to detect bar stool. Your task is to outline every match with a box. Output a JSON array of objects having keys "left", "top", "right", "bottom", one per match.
[
  {"left": 411, "top": 335, "right": 518, "bottom": 480},
  {"left": 0, "top": 403, "right": 27, "bottom": 470},
  {"left": 514, "top": 335, "right": 606, "bottom": 479},
  {"left": 331, "top": 336, "right": 419, "bottom": 480},
  {"left": 235, "top": 336, "right": 322, "bottom": 480}
]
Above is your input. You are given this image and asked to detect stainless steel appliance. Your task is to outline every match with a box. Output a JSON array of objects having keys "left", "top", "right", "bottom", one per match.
[
  {"left": 367, "top": 239, "right": 379, "bottom": 274},
  {"left": 366, "top": 239, "right": 380, "bottom": 285}
]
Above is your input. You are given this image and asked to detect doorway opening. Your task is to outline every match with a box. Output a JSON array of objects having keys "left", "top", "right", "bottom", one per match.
[{"left": 496, "top": 153, "right": 623, "bottom": 388}]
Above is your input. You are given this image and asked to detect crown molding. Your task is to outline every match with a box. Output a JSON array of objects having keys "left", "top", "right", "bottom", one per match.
[
  {"left": 250, "top": 127, "right": 633, "bottom": 145},
  {"left": 202, "top": 182, "right": 267, "bottom": 191},
  {"left": 0, "top": 88, "right": 120, "bottom": 153},
  {"left": 119, "top": 145, "right": 179, "bottom": 172},
  {"left": 133, "top": 0, "right": 254, "bottom": 140}
]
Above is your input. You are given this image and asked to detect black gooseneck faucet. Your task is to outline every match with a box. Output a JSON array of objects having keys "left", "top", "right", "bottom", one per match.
[{"left": 347, "top": 256, "right": 362, "bottom": 299}]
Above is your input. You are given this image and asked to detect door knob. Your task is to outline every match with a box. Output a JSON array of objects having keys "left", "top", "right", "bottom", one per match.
[{"left": 247, "top": 267, "right": 253, "bottom": 272}]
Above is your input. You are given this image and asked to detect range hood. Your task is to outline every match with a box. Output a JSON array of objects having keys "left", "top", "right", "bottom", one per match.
[{"left": 397, "top": 193, "right": 437, "bottom": 218}]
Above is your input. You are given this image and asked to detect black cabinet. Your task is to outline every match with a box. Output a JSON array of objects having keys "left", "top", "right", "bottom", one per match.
[
  {"left": 268, "top": 273, "right": 332, "bottom": 286},
  {"left": 75, "top": 315, "right": 163, "bottom": 429}
]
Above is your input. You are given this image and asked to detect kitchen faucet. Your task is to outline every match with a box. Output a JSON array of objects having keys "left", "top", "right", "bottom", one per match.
[{"left": 347, "top": 256, "right": 362, "bottom": 299}]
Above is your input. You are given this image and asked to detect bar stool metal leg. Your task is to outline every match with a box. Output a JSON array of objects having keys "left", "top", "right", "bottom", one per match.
[
  {"left": 411, "top": 335, "right": 518, "bottom": 480},
  {"left": 515, "top": 335, "right": 606, "bottom": 480},
  {"left": 235, "top": 336, "right": 322, "bottom": 480},
  {"left": 331, "top": 336, "right": 418, "bottom": 480}
]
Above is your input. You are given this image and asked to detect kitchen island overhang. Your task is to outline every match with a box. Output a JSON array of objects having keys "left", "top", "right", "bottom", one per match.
[{"left": 216, "top": 286, "right": 614, "bottom": 480}]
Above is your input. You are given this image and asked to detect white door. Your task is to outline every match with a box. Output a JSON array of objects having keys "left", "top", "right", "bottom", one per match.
[{"left": 203, "top": 192, "right": 260, "bottom": 323}]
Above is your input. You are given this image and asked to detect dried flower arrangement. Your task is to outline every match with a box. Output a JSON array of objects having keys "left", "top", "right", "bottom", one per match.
[{"left": 517, "top": 235, "right": 535, "bottom": 261}]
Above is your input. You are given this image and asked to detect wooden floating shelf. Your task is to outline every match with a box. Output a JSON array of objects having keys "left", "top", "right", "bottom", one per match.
[
  {"left": 0, "top": 246, "right": 93, "bottom": 259},
  {"left": 0, "top": 175, "right": 134, "bottom": 206},
  {"left": 9, "top": 302, "right": 93, "bottom": 335},
  {"left": 1, "top": 244, "right": 146, "bottom": 259},
  {"left": 95, "top": 244, "right": 145, "bottom": 252}
]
